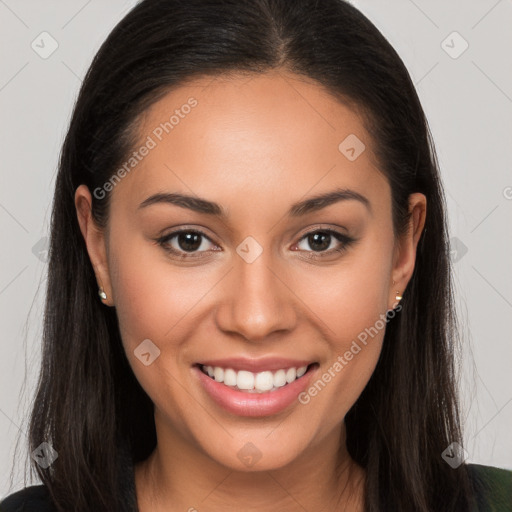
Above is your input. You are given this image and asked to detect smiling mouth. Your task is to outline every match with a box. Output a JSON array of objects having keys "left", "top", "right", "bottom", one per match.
[{"left": 197, "top": 363, "right": 318, "bottom": 393}]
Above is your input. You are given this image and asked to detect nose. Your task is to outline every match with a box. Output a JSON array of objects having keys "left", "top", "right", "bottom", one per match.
[{"left": 214, "top": 248, "right": 297, "bottom": 343}]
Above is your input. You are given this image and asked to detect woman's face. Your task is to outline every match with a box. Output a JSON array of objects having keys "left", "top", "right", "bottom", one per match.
[{"left": 77, "top": 70, "right": 425, "bottom": 471}]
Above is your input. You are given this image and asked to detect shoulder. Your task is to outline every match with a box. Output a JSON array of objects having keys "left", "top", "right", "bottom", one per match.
[
  {"left": 0, "top": 484, "right": 56, "bottom": 512},
  {"left": 466, "top": 463, "right": 512, "bottom": 511}
]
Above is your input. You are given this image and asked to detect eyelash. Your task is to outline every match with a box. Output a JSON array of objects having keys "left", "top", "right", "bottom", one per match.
[{"left": 155, "top": 227, "right": 356, "bottom": 261}]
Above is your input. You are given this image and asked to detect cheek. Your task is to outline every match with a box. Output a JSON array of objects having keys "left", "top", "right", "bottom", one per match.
[
  {"left": 108, "top": 228, "right": 224, "bottom": 373},
  {"left": 108, "top": 233, "right": 202, "bottom": 422},
  {"left": 110, "top": 251, "right": 171, "bottom": 347},
  {"left": 300, "top": 230, "right": 393, "bottom": 345},
  {"left": 295, "top": 231, "right": 393, "bottom": 416}
]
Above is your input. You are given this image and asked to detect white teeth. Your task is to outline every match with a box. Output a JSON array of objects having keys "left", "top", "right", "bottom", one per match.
[
  {"left": 254, "top": 371, "right": 274, "bottom": 391},
  {"left": 273, "top": 369, "right": 287, "bottom": 387},
  {"left": 237, "top": 370, "right": 254, "bottom": 390},
  {"left": 200, "top": 364, "right": 311, "bottom": 392},
  {"left": 296, "top": 366, "right": 307, "bottom": 377},
  {"left": 285, "top": 367, "right": 296, "bottom": 383},
  {"left": 213, "top": 367, "right": 224, "bottom": 382},
  {"left": 224, "top": 368, "right": 237, "bottom": 386}
]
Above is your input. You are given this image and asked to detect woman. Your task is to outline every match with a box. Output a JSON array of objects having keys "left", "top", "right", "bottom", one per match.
[{"left": 1, "top": 0, "right": 511, "bottom": 510}]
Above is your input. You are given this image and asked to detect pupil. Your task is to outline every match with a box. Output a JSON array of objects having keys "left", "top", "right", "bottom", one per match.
[
  {"left": 309, "top": 232, "right": 330, "bottom": 251},
  {"left": 178, "top": 232, "right": 201, "bottom": 252}
]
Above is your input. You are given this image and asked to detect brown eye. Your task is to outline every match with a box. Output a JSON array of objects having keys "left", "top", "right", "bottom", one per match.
[
  {"left": 174, "top": 232, "right": 203, "bottom": 252},
  {"left": 156, "top": 229, "right": 218, "bottom": 258},
  {"left": 296, "top": 229, "right": 354, "bottom": 256}
]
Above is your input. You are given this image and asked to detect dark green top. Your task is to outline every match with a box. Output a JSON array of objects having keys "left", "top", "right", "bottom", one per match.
[
  {"left": 467, "top": 463, "right": 512, "bottom": 511},
  {"left": 1, "top": 463, "right": 511, "bottom": 511}
]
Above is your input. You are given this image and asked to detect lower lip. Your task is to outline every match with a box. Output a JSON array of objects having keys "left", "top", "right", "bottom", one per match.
[{"left": 193, "top": 364, "right": 318, "bottom": 417}]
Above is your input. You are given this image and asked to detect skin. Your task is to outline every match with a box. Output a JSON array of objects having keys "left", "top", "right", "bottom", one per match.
[{"left": 75, "top": 69, "right": 426, "bottom": 511}]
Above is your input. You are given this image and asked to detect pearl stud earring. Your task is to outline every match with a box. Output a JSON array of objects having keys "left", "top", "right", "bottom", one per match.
[{"left": 392, "top": 280, "right": 402, "bottom": 302}]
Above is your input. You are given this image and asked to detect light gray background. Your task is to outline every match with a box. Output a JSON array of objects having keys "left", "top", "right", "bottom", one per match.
[{"left": 1, "top": 0, "right": 511, "bottom": 498}]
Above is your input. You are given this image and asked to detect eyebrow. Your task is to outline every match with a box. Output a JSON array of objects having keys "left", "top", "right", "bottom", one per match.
[{"left": 138, "top": 187, "right": 372, "bottom": 218}]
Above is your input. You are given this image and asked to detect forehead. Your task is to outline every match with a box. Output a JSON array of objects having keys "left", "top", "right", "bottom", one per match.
[{"left": 110, "top": 70, "right": 389, "bottom": 219}]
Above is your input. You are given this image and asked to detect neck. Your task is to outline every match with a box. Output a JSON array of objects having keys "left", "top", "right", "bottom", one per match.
[{"left": 135, "top": 417, "right": 365, "bottom": 512}]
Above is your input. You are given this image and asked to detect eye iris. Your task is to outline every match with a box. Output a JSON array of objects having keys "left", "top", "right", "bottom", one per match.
[
  {"left": 308, "top": 232, "right": 331, "bottom": 252},
  {"left": 178, "top": 232, "right": 202, "bottom": 252}
]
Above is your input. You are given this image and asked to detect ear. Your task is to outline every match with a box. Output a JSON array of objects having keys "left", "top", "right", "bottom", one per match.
[
  {"left": 389, "top": 192, "right": 427, "bottom": 309},
  {"left": 75, "top": 184, "right": 114, "bottom": 307}
]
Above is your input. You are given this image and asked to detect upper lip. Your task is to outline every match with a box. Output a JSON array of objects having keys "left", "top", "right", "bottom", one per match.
[{"left": 196, "top": 357, "right": 315, "bottom": 373}]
